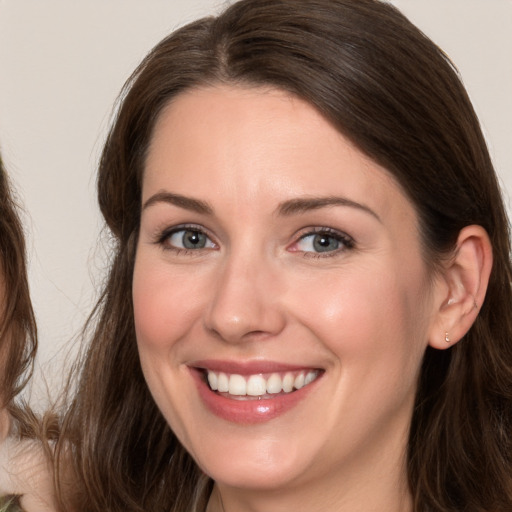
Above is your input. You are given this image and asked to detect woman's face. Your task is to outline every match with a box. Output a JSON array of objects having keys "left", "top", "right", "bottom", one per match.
[{"left": 133, "top": 86, "right": 441, "bottom": 494}]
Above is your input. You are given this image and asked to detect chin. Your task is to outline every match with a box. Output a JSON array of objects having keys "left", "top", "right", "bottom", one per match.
[
  {"left": 205, "top": 457, "right": 306, "bottom": 491},
  {"left": 188, "top": 431, "right": 318, "bottom": 492}
]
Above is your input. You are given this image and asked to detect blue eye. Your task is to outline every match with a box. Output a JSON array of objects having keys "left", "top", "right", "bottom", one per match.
[
  {"left": 165, "top": 228, "right": 215, "bottom": 250},
  {"left": 294, "top": 230, "right": 353, "bottom": 254}
]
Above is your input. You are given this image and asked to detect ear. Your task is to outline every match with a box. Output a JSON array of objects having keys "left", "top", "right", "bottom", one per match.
[{"left": 428, "top": 225, "right": 493, "bottom": 350}]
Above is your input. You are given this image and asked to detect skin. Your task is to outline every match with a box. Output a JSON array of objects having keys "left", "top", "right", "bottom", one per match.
[
  {"left": 0, "top": 275, "right": 55, "bottom": 510},
  {"left": 133, "top": 85, "right": 477, "bottom": 512},
  {"left": 0, "top": 438, "right": 56, "bottom": 512}
]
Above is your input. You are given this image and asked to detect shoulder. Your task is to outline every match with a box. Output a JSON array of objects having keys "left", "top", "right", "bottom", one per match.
[{"left": 0, "top": 437, "right": 56, "bottom": 512}]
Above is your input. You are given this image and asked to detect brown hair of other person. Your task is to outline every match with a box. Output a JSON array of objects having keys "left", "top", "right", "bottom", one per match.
[
  {"left": 0, "top": 154, "right": 37, "bottom": 410},
  {"left": 56, "top": 1, "right": 512, "bottom": 510}
]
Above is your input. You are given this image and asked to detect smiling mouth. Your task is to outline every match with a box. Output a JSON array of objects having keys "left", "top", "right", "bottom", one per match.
[{"left": 203, "top": 369, "right": 322, "bottom": 400}]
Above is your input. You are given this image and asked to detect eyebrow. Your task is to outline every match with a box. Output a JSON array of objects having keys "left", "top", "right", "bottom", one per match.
[
  {"left": 142, "top": 191, "right": 380, "bottom": 222},
  {"left": 142, "top": 191, "right": 213, "bottom": 215},
  {"left": 277, "top": 196, "right": 381, "bottom": 222}
]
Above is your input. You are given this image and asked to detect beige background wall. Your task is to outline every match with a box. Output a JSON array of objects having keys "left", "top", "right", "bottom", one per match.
[{"left": 0, "top": 0, "right": 510, "bottom": 407}]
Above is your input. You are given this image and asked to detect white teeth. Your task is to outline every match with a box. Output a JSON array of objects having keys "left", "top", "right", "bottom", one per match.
[
  {"left": 305, "top": 371, "right": 316, "bottom": 385},
  {"left": 266, "top": 373, "right": 282, "bottom": 394},
  {"left": 282, "top": 372, "right": 294, "bottom": 392},
  {"left": 247, "top": 375, "right": 267, "bottom": 396},
  {"left": 205, "top": 369, "right": 320, "bottom": 397},
  {"left": 294, "top": 373, "right": 305, "bottom": 390},
  {"left": 229, "top": 374, "right": 246, "bottom": 395},
  {"left": 207, "top": 371, "right": 218, "bottom": 391},
  {"left": 217, "top": 372, "right": 229, "bottom": 392}
]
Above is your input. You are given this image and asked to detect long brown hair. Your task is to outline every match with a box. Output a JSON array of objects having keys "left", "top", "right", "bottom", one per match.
[
  {"left": 57, "top": 1, "right": 512, "bottom": 510},
  {"left": 0, "top": 154, "right": 37, "bottom": 409}
]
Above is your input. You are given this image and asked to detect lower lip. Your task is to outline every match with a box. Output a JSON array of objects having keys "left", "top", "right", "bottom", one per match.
[{"left": 190, "top": 369, "right": 320, "bottom": 424}]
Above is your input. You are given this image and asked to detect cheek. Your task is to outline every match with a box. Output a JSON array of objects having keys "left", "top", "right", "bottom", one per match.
[
  {"left": 132, "top": 255, "right": 203, "bottom": 353},
  {"left": 132, "top": 254, "right": 198, "bottom": 430},
  {"left": 295, "top": 263, "right": 431, "bottom": 436},
  {"left": 290, "top": 259, "right": 430, "bottom": 368}
]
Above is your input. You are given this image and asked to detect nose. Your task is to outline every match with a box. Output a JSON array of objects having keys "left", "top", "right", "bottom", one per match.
[{"left": 203, "top": 251, "right": 286, "bottom": 344}]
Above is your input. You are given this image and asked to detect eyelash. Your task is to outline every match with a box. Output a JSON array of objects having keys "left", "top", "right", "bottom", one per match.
[
  {"left": 154, "top": 224, "right": 217, "bottom": 256},
  {"left": 291, "top": 227, "right": 355, "bottom": 259},
  {"left": 153, "top": 224, "right": 355, "bottom": 258}
]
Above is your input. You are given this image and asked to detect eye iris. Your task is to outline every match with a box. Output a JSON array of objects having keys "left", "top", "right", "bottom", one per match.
[
  {"left": 313, "top": 234, "right": 339, "bottom": 252},
  {"left": 182, "top": 230, "right": 206, "bottom": 249}
]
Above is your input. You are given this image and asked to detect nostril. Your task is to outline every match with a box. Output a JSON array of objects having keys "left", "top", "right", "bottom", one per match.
[
  {"left": 203, "top": 270, "right": 287, "bottom": 343},
  {"left": 205, "top": 323, "right": 280, "bottom": 344}
]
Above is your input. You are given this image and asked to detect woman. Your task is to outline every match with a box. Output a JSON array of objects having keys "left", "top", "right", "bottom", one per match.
[
  {"left": 56, "top": 0, "right": 512, "bottom": 510},
  {"left": 0, "top": 154, "right": 54, "bottom": 511}
]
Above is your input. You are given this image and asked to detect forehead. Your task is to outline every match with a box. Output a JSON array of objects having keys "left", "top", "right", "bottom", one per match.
[{"left": 143, "top": 85, "right": 415, "bottom": 226}]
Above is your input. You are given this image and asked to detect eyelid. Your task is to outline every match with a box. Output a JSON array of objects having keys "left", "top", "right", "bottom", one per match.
[
  {"left": 288, "top": 226, "right": 355, "bottom": 256},
  {"left": 154, "top": 223, "right": 218, "bottom": 252},
  {"left": 151, "top": 223, "right": 353, "bottom": 257}
]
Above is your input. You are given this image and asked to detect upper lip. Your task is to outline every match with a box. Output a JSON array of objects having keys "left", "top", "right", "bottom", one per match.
[{"left": 191, "top": 359, "right": 322, "bottom": 375}]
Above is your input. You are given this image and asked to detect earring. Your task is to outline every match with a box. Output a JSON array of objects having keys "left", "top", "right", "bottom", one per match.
[{"left": 445, "top": 332, "right": 450, "bottom": 344}]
